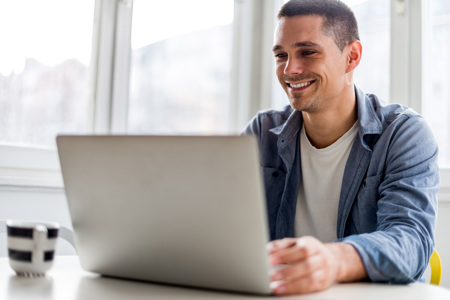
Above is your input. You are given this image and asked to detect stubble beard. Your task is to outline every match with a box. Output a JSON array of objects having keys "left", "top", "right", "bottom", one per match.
[{"left": 288, "top": 87, "right": 322, "bottom": 113}]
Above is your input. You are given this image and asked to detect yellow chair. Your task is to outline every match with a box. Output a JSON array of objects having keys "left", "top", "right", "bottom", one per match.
[{"left": 429, "top": 249, "right": 442, "bottom": 285}]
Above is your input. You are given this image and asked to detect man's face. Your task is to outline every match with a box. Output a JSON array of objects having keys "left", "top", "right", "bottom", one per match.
[{"left": 272, "top": 15, "right": 350, "bottom": 112}]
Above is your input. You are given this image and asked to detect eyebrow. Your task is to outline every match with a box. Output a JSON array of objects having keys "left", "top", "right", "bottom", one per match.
[{"left": 272, "top": 41, "right": 324, "bottom": 52}]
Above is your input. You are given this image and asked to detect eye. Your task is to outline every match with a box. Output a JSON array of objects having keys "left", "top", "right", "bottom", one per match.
[
  {"left": 274, "top": 52, "right": 287, "bottom": 59},
  {"left": 302, "top": 50, "right": 316, "bottom": 56}
]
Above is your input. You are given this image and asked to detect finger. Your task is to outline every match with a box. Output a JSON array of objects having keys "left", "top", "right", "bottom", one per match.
[
  {"left": 271, "top": 252, "right": 321, "bottom": 282},
  {"left": 270, "top": 238, "right": 320, "bottom": 265},
  {"left": 273, "top": 268, "right": 333, "bottom": 295},
  {"left": 270, "top": 244, "right": 306, "bottom": 266},
  {"left": 267, "top": 238, "right": 297, "bottom": 254},
  {"left": 269, "top": 242, "right": 304, "bottom": 266}
]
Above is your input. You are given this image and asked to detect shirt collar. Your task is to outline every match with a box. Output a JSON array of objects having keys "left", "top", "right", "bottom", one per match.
[
  {"left": 269, "top": 107, "right": 302, "bottom": 149},
  {"left": 355, "top": 86, "right": 384, "bottom": 151}
]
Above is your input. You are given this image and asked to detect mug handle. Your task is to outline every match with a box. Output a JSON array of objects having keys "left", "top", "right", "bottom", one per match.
[
  {"left": 33, "top": 225, "right": 48, "bottom": 262},
  {"left": 0, "top": 220, "right": 78, "bottom": 254},
  {"left": 59, "top": 225, "right": 78, "bottom": 254}
]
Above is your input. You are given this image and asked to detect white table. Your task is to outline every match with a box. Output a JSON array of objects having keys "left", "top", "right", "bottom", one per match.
[{"left": 2, "top": 256, "right": 450, "bottom": 300}]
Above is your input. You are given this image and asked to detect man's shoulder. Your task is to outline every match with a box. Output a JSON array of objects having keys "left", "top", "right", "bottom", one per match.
[
  {"left": 363, "top": 93, "right": 423, "bottom": 127},
  {"left": 361, "top": 93, "right": 436, "bottom": 151}
]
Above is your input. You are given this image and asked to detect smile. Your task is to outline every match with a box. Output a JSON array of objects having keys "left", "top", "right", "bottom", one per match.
[{"left": 287, "top": 80, "right": 315, "bottom": 89}]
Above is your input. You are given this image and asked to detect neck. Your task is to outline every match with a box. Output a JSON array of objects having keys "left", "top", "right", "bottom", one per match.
[{"left": 302, "top": 89, "right": 357, "bottom": 149}]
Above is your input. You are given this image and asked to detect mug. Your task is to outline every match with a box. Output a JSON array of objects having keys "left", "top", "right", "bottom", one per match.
[{"left": 6, "top": 220, "right": 60, "bottom": 277}]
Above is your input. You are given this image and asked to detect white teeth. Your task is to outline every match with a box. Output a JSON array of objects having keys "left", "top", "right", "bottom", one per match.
[{"left": 290, "top": 81, "right": 312, "bottom": 88}]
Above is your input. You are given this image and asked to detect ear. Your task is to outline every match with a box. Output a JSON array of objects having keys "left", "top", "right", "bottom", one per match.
[{"left": 345, "top": 40, "right": 362, "bottom": 73}]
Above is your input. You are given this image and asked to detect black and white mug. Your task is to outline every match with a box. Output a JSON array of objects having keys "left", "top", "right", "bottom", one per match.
[{"left": 6, "top": 220, "right": 60, "bottom": 277}]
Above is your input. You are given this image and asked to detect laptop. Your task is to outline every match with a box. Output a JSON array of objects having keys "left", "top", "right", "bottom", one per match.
[{"left": 56, "top": 135, "right": 273, "bottom": 295}]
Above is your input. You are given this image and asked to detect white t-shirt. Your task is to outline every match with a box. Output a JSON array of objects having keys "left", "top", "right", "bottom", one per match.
[{"left": 294, "top": 121, "right": 359, "bottom": 242}]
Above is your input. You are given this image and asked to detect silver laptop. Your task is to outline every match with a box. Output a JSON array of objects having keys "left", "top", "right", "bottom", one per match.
[{"left": 56, "top": 135, "right": 272, "bottom": 295}]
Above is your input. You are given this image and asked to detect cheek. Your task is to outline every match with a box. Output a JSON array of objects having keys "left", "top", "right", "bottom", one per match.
[
  {"left": 322, "top": 60, "right": 347, "bottom": 83},
  {"left": 331, "top": 56, "right": 349, "bottom": 75},
  {"left": 275, "top": 63, "right": 285, "bottom": 76},
  {"left": 275, "top": 65, "right": 288, "bottom": 85},
  {"left": 300, "top": 60, "right": 317, "bottom": 70}
]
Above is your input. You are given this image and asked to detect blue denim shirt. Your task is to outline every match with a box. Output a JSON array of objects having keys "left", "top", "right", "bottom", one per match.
[{"left": 243, "top": 86, "right": 439, "bottom": 283}]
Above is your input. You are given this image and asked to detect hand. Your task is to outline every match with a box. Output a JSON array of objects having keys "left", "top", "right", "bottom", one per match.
[{"left": 268, "top": 236, "right": 366, "bottom": 295}]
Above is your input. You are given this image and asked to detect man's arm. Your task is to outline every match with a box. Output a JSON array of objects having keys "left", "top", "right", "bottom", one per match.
[{"left": 268, "top": 236, "right": 367, "bottom": 295}]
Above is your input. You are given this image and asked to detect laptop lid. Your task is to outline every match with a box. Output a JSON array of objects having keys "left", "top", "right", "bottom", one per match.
[{"left": 56, "top": 135, "right": 272, "bottom": 295}]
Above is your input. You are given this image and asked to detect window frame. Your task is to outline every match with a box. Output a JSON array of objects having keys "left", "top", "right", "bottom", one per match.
[
  {"left": 0, "top": 0, "right": 130, "bottom": 190},
  {"left": 0, "top": 145, "right": 62, "bottom": 191}
]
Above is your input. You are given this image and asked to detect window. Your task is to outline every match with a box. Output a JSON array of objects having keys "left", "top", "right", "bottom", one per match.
[
  {"left": 0, "top": 0, "right": 95, "bottom": 149},
  {"left": 1, "top": 0, "right": 449, "bottom": 191},
  {"left": 425, "top": 0, "right": 450, "bottom": 168},
  {"left": 344, "top": 0, "right": 391, "bottom": 102},
  {"left": 128, "top": 0, "right": 234, "bottom": 135}
]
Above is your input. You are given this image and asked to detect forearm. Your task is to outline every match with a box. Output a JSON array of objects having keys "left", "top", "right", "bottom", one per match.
[
  {"left": 341, "top": 231, "right": 433, "bottom": 283},
  {"left": 327, "top": 242, "right": 367, "bottom": 282}
]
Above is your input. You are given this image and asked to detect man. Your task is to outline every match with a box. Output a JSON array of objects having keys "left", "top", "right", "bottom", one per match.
[{"left": 244, "top": 0, "right": 439, "bottom": 295}]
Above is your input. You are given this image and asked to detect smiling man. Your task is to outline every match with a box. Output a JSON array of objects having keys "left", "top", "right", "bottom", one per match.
[{"left": 244, "top": 0, "right": 439, "bottom": 295}]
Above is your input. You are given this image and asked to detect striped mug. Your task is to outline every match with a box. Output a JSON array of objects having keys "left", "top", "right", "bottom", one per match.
[{"left": 6, "top": 220, "right": 60, "bottom": 277}]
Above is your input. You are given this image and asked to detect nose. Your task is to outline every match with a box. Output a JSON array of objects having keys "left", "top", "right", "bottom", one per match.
[{"left": 284, "top": 57, "right": 304, "bottom": 76}]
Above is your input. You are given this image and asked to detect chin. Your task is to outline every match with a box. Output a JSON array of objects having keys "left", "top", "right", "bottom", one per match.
[
  {"left": 289, "top": 98, "right": 321, "bottom": 113},
  {"left": 289, "top": 101, "right": 306, "bottom": 111}
]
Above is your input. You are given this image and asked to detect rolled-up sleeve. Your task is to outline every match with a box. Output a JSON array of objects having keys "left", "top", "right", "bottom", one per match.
[{"left": 340, "top": 114, "right": 439, "bottom": 283}]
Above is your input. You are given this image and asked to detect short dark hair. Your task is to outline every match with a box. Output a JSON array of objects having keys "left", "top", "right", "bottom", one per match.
[{"left": 278, "top": 0, "right": 360, "bottom": 51}]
